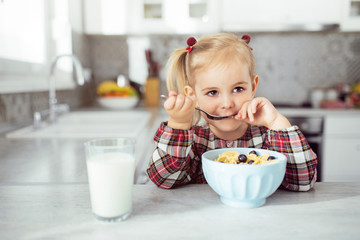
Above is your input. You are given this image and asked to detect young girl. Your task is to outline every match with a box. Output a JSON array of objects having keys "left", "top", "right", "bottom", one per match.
[{"left": 146, "top": 33, "right": 317, "bottom": 191}]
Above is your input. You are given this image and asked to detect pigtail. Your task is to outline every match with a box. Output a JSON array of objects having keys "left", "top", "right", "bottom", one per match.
[
  {"left": 166, "top": 48, "right": 188, "bottom": 94},
  {"left": 165, "top": 46, "right": 201, "bottom": 125}
]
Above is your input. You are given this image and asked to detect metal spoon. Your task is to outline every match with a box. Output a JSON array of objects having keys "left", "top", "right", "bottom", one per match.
[{"left": 160, "top": 95, "right": 235, "bottom": 120}]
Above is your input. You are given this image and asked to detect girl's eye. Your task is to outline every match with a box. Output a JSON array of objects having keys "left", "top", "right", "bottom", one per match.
[
  {"left": 206, "top": 90, "right": 218, "bottom": 96},
  {"left": 233, "top": 87, "right": 244, "bottom": 93}
]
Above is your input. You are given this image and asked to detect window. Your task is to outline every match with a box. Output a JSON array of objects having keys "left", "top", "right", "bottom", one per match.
[{"left": 0, "top": 0, "right": 75, "bottom": 93}]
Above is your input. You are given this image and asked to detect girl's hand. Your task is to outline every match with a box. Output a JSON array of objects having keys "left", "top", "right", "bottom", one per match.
[
  {"left": 164, "top": 91, "right": 196, "bottom": 130},
  {"left": 235, "top": 97, "right": 291, "bottom": 130}
]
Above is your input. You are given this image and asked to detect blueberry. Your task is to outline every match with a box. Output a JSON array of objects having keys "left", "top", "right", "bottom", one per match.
[
  {"left": 238, "top": 154, "right": 247, "bottom": 163},
  {"left": 248, "top": 160, "right": 255, "bottom": 165},
  {"left": 267, "top": 156, "right": 276, "bottom": 161},
  {"left": 249, "top": 150, "right": 258, "bottom": 156}
]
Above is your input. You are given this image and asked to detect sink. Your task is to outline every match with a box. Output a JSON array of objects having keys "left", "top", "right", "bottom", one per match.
[
  {"left": 6, "top": 110, "right": 154, "bottom": 184},
  {"left": 6, "top": 110, "right": 151, "bottom": 139}
]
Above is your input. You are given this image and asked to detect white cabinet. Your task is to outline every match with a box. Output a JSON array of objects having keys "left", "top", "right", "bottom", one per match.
[
  {"left": 128, "top": 0, "right": 220, "bottom": 34},
  {"left": 83, "top": 0, "right": 128, "bottom": 34},
  {"left": 83, "top": 0, "right": 359, "bottom": 34},
  {"left": 341, "top": 0, "right": 360, "bottom": 31},
  {"left": 221, "top": 0, "right": 342, "bottom": 32},
  {"left": 322, "top": 115, "right": 360, "bottom": 182},
  {"left": 83, "top": 0, "right": 219, "bottom": 35}
]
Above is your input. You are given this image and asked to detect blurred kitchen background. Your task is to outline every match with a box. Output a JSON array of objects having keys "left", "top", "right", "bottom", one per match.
[{"left": 1, "top": 0, "right": 360, "bottom": 124}]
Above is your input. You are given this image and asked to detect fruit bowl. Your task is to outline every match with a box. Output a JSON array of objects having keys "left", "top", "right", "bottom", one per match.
[
  {"left": 202, "top": 148, "right": 287, "bottom": 208},
  {"left": 97, "top": 97, "right": 138, "bottom": 110}
]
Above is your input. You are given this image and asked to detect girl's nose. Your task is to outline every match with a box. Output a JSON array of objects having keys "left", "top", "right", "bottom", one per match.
[{"left": 221, "top": 94, "right": 235, "bottom": 109}]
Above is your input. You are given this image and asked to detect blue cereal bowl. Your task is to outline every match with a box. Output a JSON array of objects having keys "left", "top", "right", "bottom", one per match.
[{"left": 202, "top": 148, "right": 287, "bottom": 208}]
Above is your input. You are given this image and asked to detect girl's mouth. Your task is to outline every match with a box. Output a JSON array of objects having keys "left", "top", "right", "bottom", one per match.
[
  {"left": 218, "top": 112, "right": 237, "bottom": 118},
  {"left": 208, "top": 112, "right": 237, "bottom": 120}
]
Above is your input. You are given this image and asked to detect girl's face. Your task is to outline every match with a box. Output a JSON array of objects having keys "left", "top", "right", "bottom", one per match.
[{"left": 187, "top": 61, "right": 258, "bottom": 140}]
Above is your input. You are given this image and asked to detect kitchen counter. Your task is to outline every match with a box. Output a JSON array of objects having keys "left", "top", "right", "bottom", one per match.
[
  {"left": 0, "top": 107, "right": 360, "bottom": 239},
  {"left": 1, "top": 107, "right": 359, "bottom": 184},
  {"left": 0, "top": 107, "right": 165, "bottom": 185},
  {"left": 0, "top": 107, "right": 359, "bottom": 184},
  {"left": 0, "top": 182, "right": 359, "bottom": 240},
  {"left": 277, "top": 107, "right": 360, "bottom": 117}
]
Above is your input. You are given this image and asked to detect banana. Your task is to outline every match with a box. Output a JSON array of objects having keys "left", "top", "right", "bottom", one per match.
[{"left": 97, "top": 81, "right": 137, "bottom": 97}]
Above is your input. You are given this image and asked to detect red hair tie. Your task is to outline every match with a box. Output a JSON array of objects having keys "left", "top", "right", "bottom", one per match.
[
  {"left": 241, "top": 34, "right": 253, "bottom": 50},
  {"left": 186, "top": 37, "right": 197, "bottom": 53}
]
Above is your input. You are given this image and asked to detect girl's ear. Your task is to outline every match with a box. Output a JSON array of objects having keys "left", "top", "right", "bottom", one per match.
[
  {"left": 184, "top": 85, "right": 196, "bottom": 100},
  {"left": 251, "top": 75, "right": 259, "bottom": 97}
]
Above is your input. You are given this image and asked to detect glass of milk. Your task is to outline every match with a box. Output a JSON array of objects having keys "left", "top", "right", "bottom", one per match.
[{"left": 84, "top": 138, "right": 135, "bottom": 222}]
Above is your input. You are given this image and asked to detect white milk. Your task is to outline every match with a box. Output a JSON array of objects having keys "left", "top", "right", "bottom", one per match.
[{"left": 86, "top": 152, "right": 135, "bottom": 218}]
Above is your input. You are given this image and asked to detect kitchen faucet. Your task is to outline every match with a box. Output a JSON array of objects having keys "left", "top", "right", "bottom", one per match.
[{"left": 33, "top": 54, "right": 85, "bottom": 128}]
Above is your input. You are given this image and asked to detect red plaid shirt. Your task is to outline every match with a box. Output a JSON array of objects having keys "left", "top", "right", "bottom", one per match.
[{"left": 146, "top": 122, "right": 317, "bottom": 191}]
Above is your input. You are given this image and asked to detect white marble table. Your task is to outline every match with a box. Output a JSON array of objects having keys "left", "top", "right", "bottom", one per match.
[{"left": 0, "top": 183, "right": 359, "bottom": 240}]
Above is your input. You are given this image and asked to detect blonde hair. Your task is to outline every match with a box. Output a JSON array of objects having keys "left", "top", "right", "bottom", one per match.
[{"left": 166, "top": 33, "right": 255, "bottom": 124}]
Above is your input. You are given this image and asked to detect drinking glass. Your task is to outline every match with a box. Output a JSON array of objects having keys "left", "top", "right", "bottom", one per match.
[{"left": 84, "top": 138, "right": 135, "bottom": 222}]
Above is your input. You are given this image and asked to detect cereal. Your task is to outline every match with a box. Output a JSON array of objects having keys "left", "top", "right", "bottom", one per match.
[{"left": 215, "top": 150, "right": 277, "bottom": 165}]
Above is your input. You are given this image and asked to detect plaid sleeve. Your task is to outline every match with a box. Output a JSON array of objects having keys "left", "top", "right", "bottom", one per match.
[
  {"left": 265, "top": 126, "right": 318, "bottom": 192},
  {"left": 146, "top": 122, "right": 196, "bottom": 189}
]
